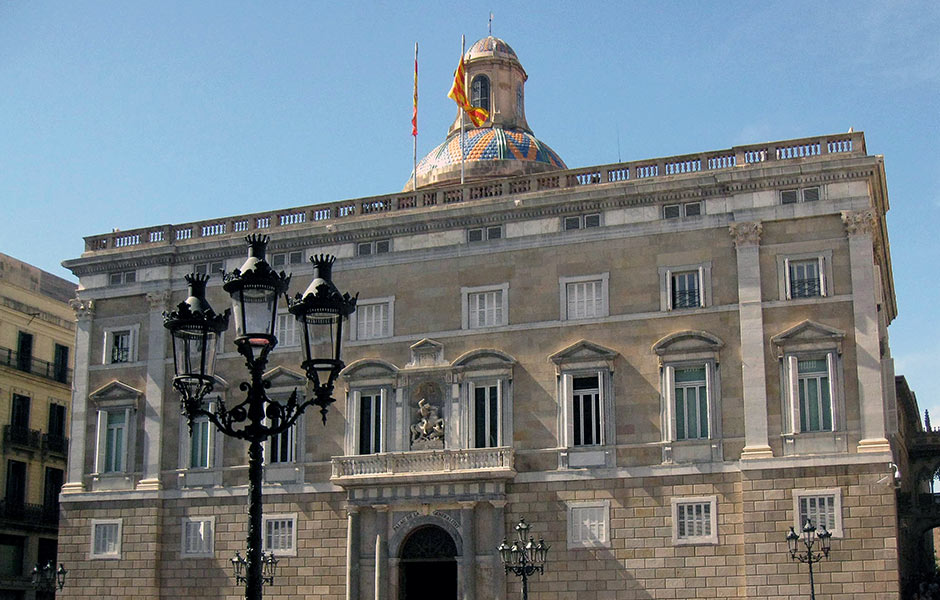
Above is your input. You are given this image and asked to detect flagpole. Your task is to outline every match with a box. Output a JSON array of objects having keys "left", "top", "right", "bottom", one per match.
[
  {"left": 460, "top": 34, "right": 466, "bottom": 185},
  {"left": 413, "top": 41, "right": 418, "bottom": 192}
]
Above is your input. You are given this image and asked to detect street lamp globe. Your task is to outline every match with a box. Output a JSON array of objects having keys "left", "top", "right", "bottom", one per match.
[
  {"left": 163, "top": 273, "right": 230, "bottom": 401},
  {"left": 223, "top": 235, "right": 291, "bottom": 353}
]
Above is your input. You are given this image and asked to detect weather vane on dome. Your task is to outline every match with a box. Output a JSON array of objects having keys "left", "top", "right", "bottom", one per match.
[{"left": 488, "top": 12, "right": 493, "bottom": 36}]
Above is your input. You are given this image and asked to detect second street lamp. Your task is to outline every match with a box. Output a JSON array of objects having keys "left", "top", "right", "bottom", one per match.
[
  {"left": 786, "top": 518, "right": 833, "bottom": 600},
  {"left": 498, "top": 518, "right": 549, "bottom": 600},
  {"left": 164, "top": 235, "right": 357, "bottom": 600}
]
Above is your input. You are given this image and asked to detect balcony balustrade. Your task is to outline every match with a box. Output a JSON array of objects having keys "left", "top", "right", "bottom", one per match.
[
  {"left": 0, "top": 346, "right": 72, "bottom": 385},
  {"left": 4, "top": 424, "right": 41, "bottom": 451},
  {"left": 332, "top": 446, "right": 514, "bottom": 486},
  {"left": 0, "top": 499, "right": 59, "bottom": 531}
]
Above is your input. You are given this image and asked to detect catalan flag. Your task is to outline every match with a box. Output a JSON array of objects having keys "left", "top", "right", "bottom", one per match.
[
  {"left": 412, "top": 43, "right": 418, "bottom": 137},
  {"left": 448, "top": 54, "right": 489, "bottom": 127}
]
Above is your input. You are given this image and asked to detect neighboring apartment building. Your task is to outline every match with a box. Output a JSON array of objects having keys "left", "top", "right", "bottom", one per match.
[
  {"left": 0, "top": 254, "right": 75, "bottom": 600},
  {"left": 58, "top": 37, "right": 911, "bottom": 599}
]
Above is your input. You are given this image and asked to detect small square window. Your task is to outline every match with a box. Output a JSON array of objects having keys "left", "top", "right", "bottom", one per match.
[
  {"left": 564, "top": 216, "right": 581, "bottom": 230},
  {"left": 663, "top": 204, "right": 681, "bottom": 219},
  {"left": 671, "top": 496, "right": 718, "bottom": 545},
  {"left": 194, "top": 261, "right": 224, "bottom": 276},
  {"left": 263, "top": 514, "right": 297, "bottom": 556},
  {"left": 109, "top": 271, "right": 136, "bottom": 286},
  {"left": 684, "top": 202, "right": 701, "bottom": 217},
  {"left": 358, "top": 240, "right": 391, "bottom": 256},
  {"left": 271, "top": 251, "right": 303, "bottom": 268},
  {"left": 584, "top": 214, "right": 601, "bottom": 228},
  {"left": 486, "top": 225, "right": 503, "bottom": 239},
  {"left": 802, "top": 187, "right": 820, "bottom": 202},
  {"left": 91, "top": 519, "right": 122, "bottom": 558},
  {"left": 468, "top": 228, "right": 484, "bottom": 242},
  {"left": 781, "top": 189, "right": 799, "bottom": 205},
  {"left": 567, "top": 501, "right": 610, "bottom": 548},
  {"left": 375, "top": 240, "right": 391, "bottom": 254},
  {"left": 781, "top": 187, "right": 821, "bottom": 204},
  {"left": 793, "top": 489, "right": 842, "bottom": 537},
  {"left": 181, "top": 517, "right": 215, "bottom": 556}
]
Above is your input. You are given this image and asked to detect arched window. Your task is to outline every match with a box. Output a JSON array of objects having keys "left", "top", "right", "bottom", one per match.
[{"left": 471, "top": 75, "right": 490, "bottom": 112}]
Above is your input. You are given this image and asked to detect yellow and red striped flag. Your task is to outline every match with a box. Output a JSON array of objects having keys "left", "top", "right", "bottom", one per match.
[
  {"left": 448, "top": 55, "right": 488, "bottom": 127},
  {"left": 412, "top": 43, "right": 418, "bottom": 137}
]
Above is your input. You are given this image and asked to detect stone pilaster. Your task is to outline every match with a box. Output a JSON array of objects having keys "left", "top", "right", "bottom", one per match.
[
  {"left": 460, "top": 501, "right": 476, "bottom": 600},
  {"left": 730, "top": 222, "right": 774, "bottom": 459},
  {"left": 374, "top": 505, "right": 389, "bottom": 600},
  {"left": 489, "top": 499, "right": 507, "bottom": 600},
  {"left": 63, "top": 298, "right": 94, "bottom": 493},
  {"left": 138, "top": 290, "right": 171, "bottom": 490},
  {"left": 843, "top": 210, "right": 891, "bottom": 452},
  {"left": 347, "top": 506, "right": 361, "bottom": 600}
]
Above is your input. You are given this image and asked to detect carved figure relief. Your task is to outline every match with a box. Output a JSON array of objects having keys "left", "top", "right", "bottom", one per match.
[{"left": 410, "top": 381, "right": 445, "bottom": 449}]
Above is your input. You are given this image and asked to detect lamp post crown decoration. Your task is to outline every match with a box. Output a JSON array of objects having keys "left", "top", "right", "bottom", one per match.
[
  {"left": 785, "top": 518, "right": 833, "bottom": 600},
  {"left": 500, "top": 517, "right": 549, "bottom": 600},
  {"left": 165, "top": 273, "right": 231, "bottom": 329}
]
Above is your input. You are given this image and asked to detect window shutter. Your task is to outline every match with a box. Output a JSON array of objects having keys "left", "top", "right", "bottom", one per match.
[
  {"left": 787, "top": 356, "right": 800, "bottom": 433},
  {"left": 704, "top": 363, "right": 714, "bottom": 438},
  {"left": 698, "top": 266, "right": 706, "bottom": 307},
  {"left": 664, "top": 366, "right": 676, "bottom": 442},
  {"left": 826, "top": 353, "right": 837, "bottom": 429},
  {"left": 784, "top": 259, "right": 793, "bottom": 300},
  {"left": 379, "top": 388, "right": 387, "bottom": 453},
  {"left": 666, "top": 270, "right": 673, "bottom": 310},
  {"left": 95, "top": 410, "right": 107, "bottom": 473},
  {"left": 563, "top": 373, "right": 574, "bottom": 447},
  {"left": 495, "top": 381, "right": 503, "bottom": 446},
  {"left": 596, "top": 371, "right": 606, "bottom": 445},
  {"left": 818, "top": 256, "right": 827, "bottom": 297}
]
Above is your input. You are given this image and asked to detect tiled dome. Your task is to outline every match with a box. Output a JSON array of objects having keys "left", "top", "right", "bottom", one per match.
[
  {"left": 415, "top": 128, "right": 566, "bottom": 178},
  {"left": 466, "top": 36, "right": 519, "bottom": 62}
]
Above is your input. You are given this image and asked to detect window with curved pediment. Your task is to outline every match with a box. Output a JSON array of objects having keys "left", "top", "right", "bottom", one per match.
[
  {"left": 652, "top": 331, "right": 723, "bottom": 464},
  {"left": 453, "top": 349, "right": 515, "bottom": 450},
  {"left": 341, "top": 359, "right": 399, "bottom": 455}
]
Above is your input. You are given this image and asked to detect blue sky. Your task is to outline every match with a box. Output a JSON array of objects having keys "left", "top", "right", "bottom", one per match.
[{"left": 2, "top": 2, "right": 939, "bottom": 417}]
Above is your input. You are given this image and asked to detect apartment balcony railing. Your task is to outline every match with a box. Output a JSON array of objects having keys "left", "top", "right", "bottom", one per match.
[
  {"left": 0, "top": 346, "right": 72, "bottom": 385},
  {"left": 332, "top": 447, "right": 514, "bottom": 486},
  {"left": 4, "top": 425, "right": 41, "bottom": 451},
  {"left": 81, "top": 132, "right": 867, "bottom": 255},
  {"left": 0, "top": 500, "right": 59, "bottom": 531},
  {"left": 42, "top": 432, "right": 69, "bottom": 455}
]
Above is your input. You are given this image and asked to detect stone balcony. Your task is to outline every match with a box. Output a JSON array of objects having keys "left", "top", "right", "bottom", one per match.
[{"left": 331, "top": 446, "right": 514, "bottom": 488}]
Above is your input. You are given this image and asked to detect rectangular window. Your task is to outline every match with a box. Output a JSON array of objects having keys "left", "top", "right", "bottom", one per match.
[
  {"left": 109, "top": 271, "right": 136, "bottom": 286},
  {"left": 110, "top": 331, "right": 131, "bottom": 363},
  {"left": 670, "top": 270, "right": 702, "bottom": 309},
  {"left": 675, "top": 367, "right": 708, "bottom": 440},
  {"left": 104, "top": 411, "right": 126, "bottom": 473},
  {"left": 91, "top": 520, "right": 122, "bottom": 558},
  {"left": 468, "top": 225, "right": 503, "bottom": 242},
  {"left": 473, "top": 383, "right": 500, "bottom": 448},
  {"left": 798, "top": 358, "right": 832, "bottom": 432},
  {"left": 17, "top": 331, "right": 33, "bottom": 372},
  {"left": 181, "top": 517, "right": 214, "bottom": 556},
  {"left": 271, "top": 251, "right": 303, "bottom": 268},
  {"left": 788, "top": 258, "right": 823, "bottom": 298},
  {"left": 263, "top": 515, "right": 297, "bottom": 555},
  {"left": 4, "top": 460, "right": 26, "bottom": 505},
  {"left": 275, "top": 313, "right": 300, "bottom": 347},
  {"left": 268, "top": 415, "right": 295, "bottom": 464},
  {"left": 468, "top": 289, "right": 503, "bottom": 329},
  {"left": 357, "top": 301, "right": 391, "bottom": 340},
  {"left": 10, "top": 394, "right": 30, "bottom": 429},
  {"left": 664, "top": 203, "right": 701, "bottom": 219},
  {"left": 672, "top": 496, "right": 718, "bottom": 544},
  {"left": 684, "top": 202, "right": 702, "bottom": 217},
  {"left": 190, "top": 416, "right": 212, "bottom": 468},
  {"left": 358, "top": 392, "right": 383, "bottom": 455},
  {"left": 567, "top": 501, "right": 610, "bottom": 548},
  {"left": 663, "top": 204, "right": 681, "bottom": 219},
  {"left": 781, "top": 187, "right": 820, "bottom": 204},
  {"left": 194, "top": 260, "right": 224, "bottom": 276},
  {"left": 48, "top": 403, "right": 67, "bottom": 439},
  {"left": 43, "top": 467, "right": 63, "bottom": 512},
  {"left": 53, "top": 343, "right": 69, "bottom": 383},
  {"left": 794, "top": 489, "right": 842, "bottom": 536},
  {"left": 564, "top": 214, "right": 601, "bottom": 230},
  {"left": 358, "top": 240, "right": 390, "bottom": 255},
  {"left": 567, "top": 280, "right": 603, "bottom": 319},
  {"left": 572, "top": 375, "right": 602, "bottom": 446}
]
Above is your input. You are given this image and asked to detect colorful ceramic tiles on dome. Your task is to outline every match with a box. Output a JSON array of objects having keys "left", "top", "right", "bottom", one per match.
[
  {"left": 465, "top": 36, "right": 519, "bottom": 61},
  {"left": 415, "top": 128, "right": 566, "bottom": 178}
]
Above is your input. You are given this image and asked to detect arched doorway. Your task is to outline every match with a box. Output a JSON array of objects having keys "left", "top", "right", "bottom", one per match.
[{"left": 399, "top": 525, "right": 458, "bottom": 600}]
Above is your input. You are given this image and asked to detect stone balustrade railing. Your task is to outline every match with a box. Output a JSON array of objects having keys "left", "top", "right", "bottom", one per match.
[
  {"left": 331, "top": 446, "right": 514, "bottom": 480},
  {"left": 83, "top": 132, "right": 866, "bottom": 253}
]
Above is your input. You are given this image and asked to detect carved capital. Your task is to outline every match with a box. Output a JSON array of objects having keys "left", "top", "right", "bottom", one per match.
[
  {"left": 69, "top": 298, "right": 95, "bottom": 320},
  {"left": 842, "top": 209, "right": 876, "bottom": 237},
  {"left": 147, "top": 290, "right": 172, "bottom": 312},
  {"left": 729, "top": 221, "right": 762, "bottom": 248}
]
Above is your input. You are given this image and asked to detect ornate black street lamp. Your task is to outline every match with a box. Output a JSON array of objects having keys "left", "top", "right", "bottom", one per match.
[
  {"left": 498, "top": 518, "right": 549, "bottom": 600},
  {"left": 164, "top": 235, "right": 356, "bottom": 600},
  {"left": 31, "top": 561, "right": 67, "bottom": 593},
  {"left": 786, "top": 518, "right": 833, "bottom": 600}
]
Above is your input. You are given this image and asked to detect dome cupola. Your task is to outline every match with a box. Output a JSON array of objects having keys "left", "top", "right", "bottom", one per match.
[{"left": 408, "top": 35, "right": 566, "bottom": 190}]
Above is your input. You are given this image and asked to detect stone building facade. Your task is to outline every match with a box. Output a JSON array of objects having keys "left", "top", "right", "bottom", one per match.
[
  {"left": 58, "top": 36, "right": 905, "bottom": 600},
  {"left": 0, "top": 253, "right": 76, "bottom": 600}
]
